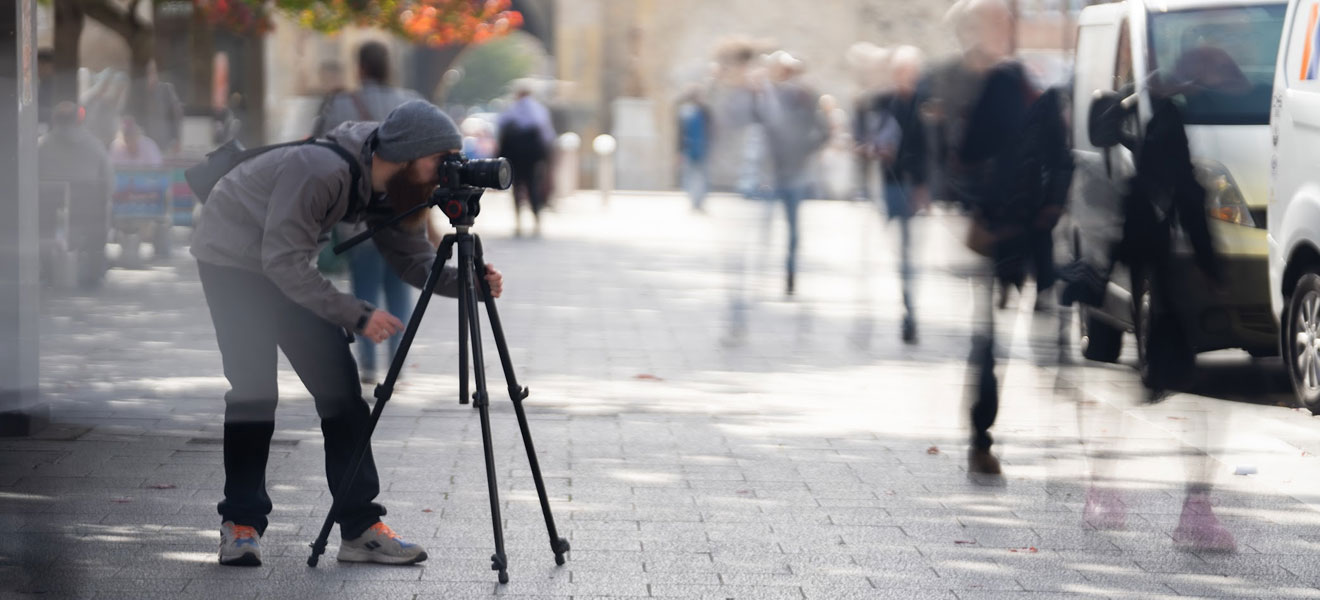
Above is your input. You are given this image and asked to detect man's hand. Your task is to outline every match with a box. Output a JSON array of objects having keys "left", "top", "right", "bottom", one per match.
[
  {"left": 362, "top": 310, "right": 404, "bottom": 344},
  {"left": 485, "top": 264, "right": 504, "bottom": 298}
]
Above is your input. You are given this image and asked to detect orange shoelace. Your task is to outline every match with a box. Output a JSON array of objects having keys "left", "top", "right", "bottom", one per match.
[
  {"left": 369, "top": 522, "right": 400, "bottom": 540},
  {"left": 232, "top": 525, "right": 258, "bottom": 541}
]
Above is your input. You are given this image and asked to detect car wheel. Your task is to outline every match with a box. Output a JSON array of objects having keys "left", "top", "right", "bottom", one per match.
[
  {"left": 1079, "top": 304, "right": 1122, "bottom": 363},
  {"left": 1286, "top": 273, "right": 1320, "bottom": 414}
]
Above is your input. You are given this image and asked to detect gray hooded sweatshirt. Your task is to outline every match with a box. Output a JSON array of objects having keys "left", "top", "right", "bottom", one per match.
[{"left": 190, "top": 121, "right": 458, "bottom": 331}]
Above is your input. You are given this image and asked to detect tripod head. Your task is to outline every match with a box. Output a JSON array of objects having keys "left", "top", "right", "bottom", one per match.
[
  {"left": 434, "top": 154, "right": 512, "bottom": 228},
  {"left": 334, "top": 155, "right": 512, "bottom": 253},
  {"left": 435, "top": 186, "right": 485, "bottom": 228}
]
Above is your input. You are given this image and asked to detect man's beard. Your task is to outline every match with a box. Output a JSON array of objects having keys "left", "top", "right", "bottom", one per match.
[{"left": 386, "top": 166, "right": 437, "bottom": 228}]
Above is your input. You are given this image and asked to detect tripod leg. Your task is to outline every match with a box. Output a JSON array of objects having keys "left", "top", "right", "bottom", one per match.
[
  {"left": 460, "top": 235, "right": 509, "bottom": 584},
  {"left": 459, "top": 282, "right": 470, "bottom": 406},
  {"left": 472, "top": 236, "right": 570, "bottom": 565},
  {"left": 307, "top": 243, "right": 453, "bottom": 567}
]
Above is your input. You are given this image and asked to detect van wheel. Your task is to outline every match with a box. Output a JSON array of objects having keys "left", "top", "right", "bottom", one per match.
[
  {"left": 1079, "top": 305, "right": 1122, "bottom": 363},
  {"left": 1286, "top": 273, "right": 1320, "bottom": 414}
]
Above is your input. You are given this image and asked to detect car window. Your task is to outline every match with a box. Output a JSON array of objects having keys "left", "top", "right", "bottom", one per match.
[
  {"left": 1116, "top": 18, "right": 1136, "bottom": 91},
  {"left": 1148, "top": 4, "right": 1287, "bottom": 124}
]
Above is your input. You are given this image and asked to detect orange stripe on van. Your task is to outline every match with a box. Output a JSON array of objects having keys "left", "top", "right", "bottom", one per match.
[{"left": 1302, "top": 4, "right": 1319, "bottom": 80}]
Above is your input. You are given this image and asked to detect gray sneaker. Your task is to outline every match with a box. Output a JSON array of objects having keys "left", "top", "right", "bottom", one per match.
[
  {"left": 337, "top": 522, "right": 428, "bottom": 565},
  {"left": 219, "top": 521, "right": 262, "bottom": 566}
]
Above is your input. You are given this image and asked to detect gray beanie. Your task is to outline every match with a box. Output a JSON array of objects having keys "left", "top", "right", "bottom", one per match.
[{"left": 375, "top": 100, "right": 462, "bottom": 162}]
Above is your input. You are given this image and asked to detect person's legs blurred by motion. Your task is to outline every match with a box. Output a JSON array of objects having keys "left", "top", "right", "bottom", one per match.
[
  {"left": 854, "top": 155, "right": 877, "bottom": 202},
  {"left": 529, "top": 161, "right": 549, "bottom": 237},
  {"left": 685, "top": 156, "right": 710, "bottom": 213},
  {"left": 780, "top": 184, "right": 804, "bottom": 295},
  {"left": 1174, "top": 484, "right": 1236, "bottom": 552},
  {"left": 1173, "top": 408, "right": 1235, "bottom": 552},
  {"left": 511, "top": 174, "right": 533, "bottom": 237},
  {"left": 380, "top": 262, "right": 412, "bottom": 368},
  {"left": 347, "top": 242, "right": 386, "bottom": 384},
  {"left": 885, "top": 182, "right": 917, "bottom": 343},
  {"left": 1031, "top": 229, "right": 1057, "bottom": 312},
  {"left": 968, "top": 265, "right": 1002, "bottom": 476}
]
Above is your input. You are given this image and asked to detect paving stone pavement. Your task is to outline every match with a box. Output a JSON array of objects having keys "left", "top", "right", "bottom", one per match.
[{"left": 5, "top": 191, "right": 1320, "bottom": 599}]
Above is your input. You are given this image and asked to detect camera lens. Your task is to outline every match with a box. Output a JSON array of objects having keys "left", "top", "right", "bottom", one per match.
[{"left": 459, "top": 158, "right": 513, "bottom": 190}]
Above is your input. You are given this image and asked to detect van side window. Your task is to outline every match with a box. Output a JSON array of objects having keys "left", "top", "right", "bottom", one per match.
[{"left": 1115, "top": 18, "right": 1136, "bottom": 91}]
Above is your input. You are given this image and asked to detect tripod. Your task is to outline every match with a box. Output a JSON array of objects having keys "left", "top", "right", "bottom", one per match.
[{"left": 306, "top": 190, "right": 569, "bottom": 584}]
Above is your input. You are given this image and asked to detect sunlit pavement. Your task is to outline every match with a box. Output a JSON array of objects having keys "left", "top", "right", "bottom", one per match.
[{"left": 5, "top": 190, "right": 1320, "bottom": 599}]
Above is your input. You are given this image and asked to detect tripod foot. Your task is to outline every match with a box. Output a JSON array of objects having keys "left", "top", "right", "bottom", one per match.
[
  {"left": 307, "top": 541, "right": 327, "bottom": 568},
  {"left": 498, "top": 570, "right": 509, "bottom": 584},
  {"left": 553, "top": 538, "right": 570, "bottom": 565},
  {"left": 491, "top": 552, "right": 508, "bottom": 583}
]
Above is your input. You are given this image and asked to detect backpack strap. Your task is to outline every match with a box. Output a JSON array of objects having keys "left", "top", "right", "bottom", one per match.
[
  {"left": 308, "top": 139, "right": 365, "bottom": 216},
  {"left": 237, "top": 138, "right": 364, "bottom": 214}
]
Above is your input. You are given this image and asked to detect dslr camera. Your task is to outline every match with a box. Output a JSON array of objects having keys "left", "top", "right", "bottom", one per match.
[{"left": 434, "top": 155, "right": 513, "bottom": 226}]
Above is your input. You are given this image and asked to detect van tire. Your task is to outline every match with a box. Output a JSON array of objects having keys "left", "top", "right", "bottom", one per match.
[{"left": 1285, "top": 273, "right": 1320, "bottom": 414}]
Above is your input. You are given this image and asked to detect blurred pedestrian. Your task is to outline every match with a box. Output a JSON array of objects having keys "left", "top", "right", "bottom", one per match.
[
  {"left": 318, "top": 41, "right": 425, "bottom": 385},
  {"left": 38, "top": 101, "right": 115, "bottom": 288},
  {"left": 1016, "top": 82, "right": 1073, "bottom": 312},
  {"left": 213, "top": 92, "right": 244, "bottom": 145},
  {"left": 109, "top": 116, "right": 164, "bottom": 168},
  {"left": 498, "top": 79, "right": 557, "bottom": 237},
  {"left": 753, "top": 51, "right": 830, "bottom": 295},
  {"left": 309, "top": 60, "right": 349, "bottom": 138},
  {"left": 1124, "top": 47, "right": 1234, "bottom": 551},
  {"left": 943, "top": 0, "right": 1027, "bottom": 477},
  {"left": 850, "top": 44, "right": 892, "bottom": 203},
  {"left": 136, "top": 60, "right": 184, "bottom": 154},
  {"left": 677, "top": 84, "right": 712, "bottom": 212},
  {"left": 461, "top": 116, "right": 497, "bottom": 159},
  {"left": 869, "top": 46, "right": 930, "bottom": 343}
]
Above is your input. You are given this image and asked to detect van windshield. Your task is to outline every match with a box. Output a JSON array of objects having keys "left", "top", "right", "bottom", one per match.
[{"left": 1148, "top": 4, "right": 1286, "bottom": 125}]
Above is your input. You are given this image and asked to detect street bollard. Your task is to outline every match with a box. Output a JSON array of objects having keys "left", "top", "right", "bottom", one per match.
[
  {"left": 593, "top": 134, "right": 616, "bottom": 206},
  {"left": 555, "top": 133, "right": 580, "bottom": 200}
]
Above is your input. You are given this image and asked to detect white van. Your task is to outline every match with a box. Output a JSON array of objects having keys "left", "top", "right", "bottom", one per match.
[
  {"left": 1069, "top": 0, "right": 1285, "bottom": 381},
  {"left": 1267, "top": 0, "right": 1320, "bottom": 411}
]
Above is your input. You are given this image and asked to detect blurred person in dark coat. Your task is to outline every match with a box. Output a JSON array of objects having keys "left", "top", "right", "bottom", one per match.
[
  {"left": 867, "top": 46, "right": 930, "bottom": 343},
  {"left": 498, "top": 80, "right": 557, "bottom": 237},
  {"left": 941, "top": 0, "right": 1025, "bottom": 477}
]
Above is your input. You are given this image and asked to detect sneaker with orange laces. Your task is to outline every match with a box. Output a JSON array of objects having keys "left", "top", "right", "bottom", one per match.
[
  {"left": 337, "top": 522, "right": 428, "bottom": 565},
  {"left": 219, "top": 521, "right": 262, "bottom": 566}
]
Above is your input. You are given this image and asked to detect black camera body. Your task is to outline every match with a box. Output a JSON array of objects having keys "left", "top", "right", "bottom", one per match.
[{"left": 434, "top": 155, "right": 512, "bottom": 226}]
